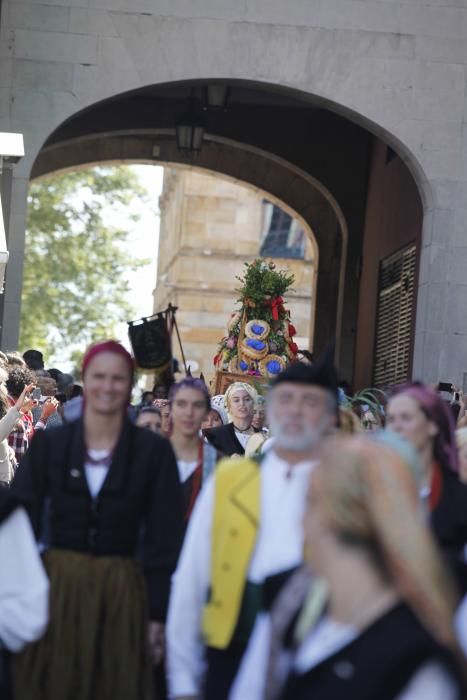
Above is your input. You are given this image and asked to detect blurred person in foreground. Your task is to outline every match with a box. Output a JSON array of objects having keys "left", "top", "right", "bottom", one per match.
[
  {"left": 10, "top": 340, "right": 184, "bottom": 700},
  {"left": 0, "top": 488, "right": 49, "bottom": 700},
  {"left": 455, "top": 427, "right": 467, "bottom": 485},
  {"left": 387, "top": 382, "right": 467, "bottom": 591},
  {"left": 269, "top": 436, "right": 466, "bottom": 700},
  {"left": 166, "top": 357, "right": 338, "bottom": 700}
]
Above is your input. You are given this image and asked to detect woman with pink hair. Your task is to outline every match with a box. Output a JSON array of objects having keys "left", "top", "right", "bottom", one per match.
[{"left": 387, "top": 382, "right": 467, "bottom": 592}]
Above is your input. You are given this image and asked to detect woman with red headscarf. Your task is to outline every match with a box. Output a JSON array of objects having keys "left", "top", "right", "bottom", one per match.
[
  {"left": 10, "top": 341, "right": 184, "bottom": 700},
  {"left": 387, "top": 382, "right": 467, "bottom": 593}
]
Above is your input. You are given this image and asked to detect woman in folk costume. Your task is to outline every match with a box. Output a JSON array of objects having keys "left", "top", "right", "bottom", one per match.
[
  {"left": 10, "top": 340, "right": 184, "bottom": 700},
  {"left": 278, "top": 436, "right": 466, "bottom": 700},
  {"left": 387, "top": 382, "right": 467, "bottom": 592},
  {"left": 169, "top": 377, "right": 218, "bottom": 524},
  {"left": 203, "top": 381, "right": 257, "bottom": 457}
]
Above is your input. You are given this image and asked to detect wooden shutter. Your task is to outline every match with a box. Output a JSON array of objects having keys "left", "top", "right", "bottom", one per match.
[{"left": 373, "top": 244, "right": 417, "bottom": 389}]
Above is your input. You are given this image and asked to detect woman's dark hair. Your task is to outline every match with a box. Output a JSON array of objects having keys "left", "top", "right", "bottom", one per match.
[
  {"left": 70, "top": 384, "right": 83, "bottom": 399},
  {"left": 138, "top": 406, "right": 161, "bottom": 418},
  {"left": 6, "top": 366, "right": 35, "bottom": 399},
  {"left": 23, "top": 349, "right": 44, "bottom": 371},
  {"left": 168, "top": 377, "right": 210, "bottom": 412}
]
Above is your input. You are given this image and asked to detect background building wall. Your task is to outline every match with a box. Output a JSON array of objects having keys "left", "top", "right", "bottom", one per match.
[
  {"left": 154, "top": 168, "right": 315, "bottom": 381},
  {"left": 354, "top": 141, "right": 424, "bottom": 388}
]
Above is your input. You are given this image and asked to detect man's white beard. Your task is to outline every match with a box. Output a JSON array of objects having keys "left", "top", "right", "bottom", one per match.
[{"left": 269, "top": 417, "right": 326, "bottom": 452}]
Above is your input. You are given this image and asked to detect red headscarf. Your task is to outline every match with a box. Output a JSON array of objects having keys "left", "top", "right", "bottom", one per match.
[{"left": 82, "top": 341, "right": 135, "bottom": 382}]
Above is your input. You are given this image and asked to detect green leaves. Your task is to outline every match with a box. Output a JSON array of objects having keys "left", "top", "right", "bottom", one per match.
[
  {"left": 20, "top": 166, "right": 149, "bottom": 361},
  {"left": 236, "top": 258, "right": 295, "bottom": 308}
]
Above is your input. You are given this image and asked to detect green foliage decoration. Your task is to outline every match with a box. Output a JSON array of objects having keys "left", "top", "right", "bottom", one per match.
[{"left": 214, "top": 259, "right": 297, "bottom": 375}]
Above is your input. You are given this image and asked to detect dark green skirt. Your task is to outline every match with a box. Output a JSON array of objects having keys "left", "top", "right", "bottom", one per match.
[{"left": 11, "top": 549, "right": 155, "bottom": 700}]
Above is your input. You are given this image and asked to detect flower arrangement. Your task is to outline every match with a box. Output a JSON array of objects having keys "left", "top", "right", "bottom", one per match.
[{"left": 214, "top": 259, "right": 299, "bottom": 377}]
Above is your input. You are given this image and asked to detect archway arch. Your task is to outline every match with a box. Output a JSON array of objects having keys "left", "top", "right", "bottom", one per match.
[
  {"left": 32, "top": 128, "right": 347, "bottom": 368},
  {"left": 11, "top": 78, "right": 423, "bottom": 387}
]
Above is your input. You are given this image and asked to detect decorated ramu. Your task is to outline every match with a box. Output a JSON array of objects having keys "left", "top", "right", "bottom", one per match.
[{"left": 214, "top": 259, "right": 299, "bottom": 378}]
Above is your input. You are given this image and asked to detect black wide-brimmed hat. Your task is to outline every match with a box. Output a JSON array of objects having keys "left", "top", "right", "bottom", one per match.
[{"left": 272, "top": 346, "right": 339, "bottom": 402}]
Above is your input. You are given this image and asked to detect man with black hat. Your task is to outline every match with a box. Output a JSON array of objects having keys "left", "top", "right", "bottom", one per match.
[{"left": 166, "top": 358, "right": 338, "bottom": 700}]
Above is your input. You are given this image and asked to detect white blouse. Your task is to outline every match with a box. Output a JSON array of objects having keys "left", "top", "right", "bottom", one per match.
[
  {"left": 0, "top": 507, "right": 49, "bottom": 651},
  {"left": 234, "top": 430, "right": 252, "bottom": 451},
  {"left": 177, "top": 460, "right": 199, "bottom": 484},
  {"left": 84, "top": 449, "right": 110, "bottom": 499}
]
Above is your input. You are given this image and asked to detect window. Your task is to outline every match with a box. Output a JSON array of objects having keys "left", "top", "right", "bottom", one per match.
[
  {"left": 373, "top": 244, "right": 417, "bottom": 389},
  {"left": 259, "top": 201, "right": 306, "bottom": 259}
]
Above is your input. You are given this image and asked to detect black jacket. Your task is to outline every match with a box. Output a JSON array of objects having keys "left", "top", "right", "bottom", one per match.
[
  {"left": 0, "top": 486, "right": 19, "bottom": 526},
  {"left": 431, "top": 467, "right": 467, "bottom": 593},
  {"left": 281, "top": 603, "right": 464, "bottom": 700},
  {"left": 203, "top": 423, "right": 245, "bottom": 457},
  {"left": 11, "top": 417, "right": 184, "bottom": 622}
]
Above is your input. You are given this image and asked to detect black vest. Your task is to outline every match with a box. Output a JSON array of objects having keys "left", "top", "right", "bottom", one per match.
[
  {"left": 203, "top": 423, "right": 245, "bottom": 457},
  {"left": 280, "top": 604, "right": 463, "bottom": 700},
  {"left": 431, "top": 467, "right": 467, "bottom": 593}
]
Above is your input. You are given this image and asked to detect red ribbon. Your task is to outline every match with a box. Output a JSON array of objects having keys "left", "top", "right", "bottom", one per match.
[
  {"left": 289, "top": 341, "right": 299, "bottom": 355},
  {"left": 268, "top": 296, "right": 284, "bottom": 321}
]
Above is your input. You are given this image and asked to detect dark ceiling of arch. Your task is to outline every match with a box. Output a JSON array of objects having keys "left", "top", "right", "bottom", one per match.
[
  {"left": 35, "top": 80, "right": 392, "bottom": 375},
  {"left": 41, "top": 80, "right": 373, "bottom": 237}
]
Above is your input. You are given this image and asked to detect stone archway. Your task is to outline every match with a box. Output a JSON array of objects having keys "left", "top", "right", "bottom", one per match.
[
  {"left": 31, "top": 126, "right": 348, "bottom": 374},
  {"left": 24, "top": 78, "right": 424, "bottom": 387},
  {"left": 4, "top": 3, "right": 463, "bottom": 385},
  {"left": 4, "top": 76, "right": 425, "bottom": 387}
]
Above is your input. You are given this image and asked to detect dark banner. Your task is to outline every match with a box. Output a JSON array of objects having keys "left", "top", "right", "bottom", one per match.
[{"left": 128, "top": 314, "right": 172, "bottom": 370}]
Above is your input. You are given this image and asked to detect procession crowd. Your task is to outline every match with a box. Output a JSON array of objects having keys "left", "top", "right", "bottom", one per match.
[{"left": 1, "top": 341, "right": 467, "bottom": 699}]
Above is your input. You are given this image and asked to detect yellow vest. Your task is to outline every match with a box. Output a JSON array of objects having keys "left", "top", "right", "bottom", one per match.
[{"left": 202, "top": 456, "right": 261, "bottom": 649}]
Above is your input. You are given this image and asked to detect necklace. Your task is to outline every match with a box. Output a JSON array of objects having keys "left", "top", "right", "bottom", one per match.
[{"left": 233, "top": 424, "right": 253, "bottom": 433}]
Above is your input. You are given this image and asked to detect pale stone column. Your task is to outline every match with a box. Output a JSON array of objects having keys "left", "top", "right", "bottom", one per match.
[{"left": 1, "top": 176, "right": 28, "bottom": 350}]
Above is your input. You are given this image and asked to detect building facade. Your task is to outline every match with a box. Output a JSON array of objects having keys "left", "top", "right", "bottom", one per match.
[
  {"left": 0, "top": 1, "right": 466, "bottom": 387},
  {"left": 154, "top": 167, "right": 315, "bottom": 380}
]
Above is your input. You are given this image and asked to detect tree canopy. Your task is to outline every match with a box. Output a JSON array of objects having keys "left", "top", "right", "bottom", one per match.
[{"left": 19, "top": 166, "right": 150, "bottom": 362}]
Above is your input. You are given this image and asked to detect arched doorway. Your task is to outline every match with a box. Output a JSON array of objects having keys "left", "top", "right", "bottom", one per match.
[{"left": 23, "top": 79, "right": 423, "bottom": 388}]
